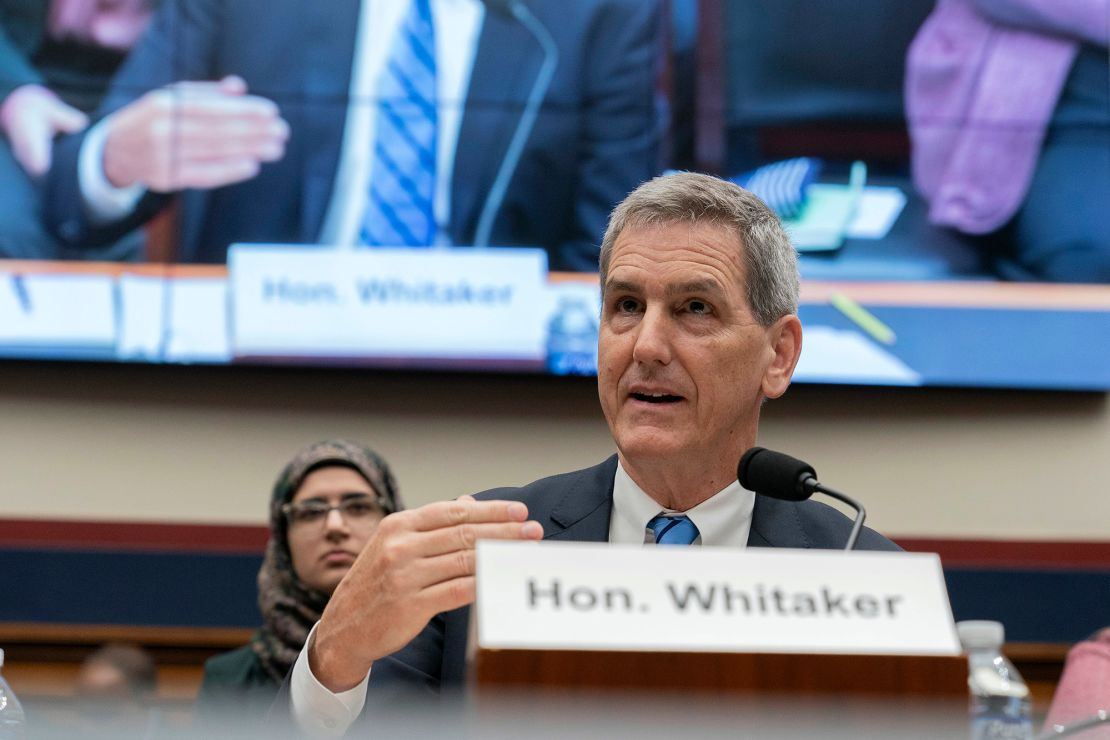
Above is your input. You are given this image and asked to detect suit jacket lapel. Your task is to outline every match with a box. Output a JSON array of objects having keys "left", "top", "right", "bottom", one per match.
[
  {"left": 299, "top": 0, "right": 361, "bottom": 240},
  {"left": 449, "top": 8, "right": 539, "bottom": 244},
  {"left": 747, "top": 494, "right": 811, "bottom": 549},
  {"left": 541, "top": 456, "right": 617, "bottom": 544}
]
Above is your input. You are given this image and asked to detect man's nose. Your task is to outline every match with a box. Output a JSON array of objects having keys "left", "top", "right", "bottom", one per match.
[{"left": 631, "top": 305, "right": 672, "bottom": 365}]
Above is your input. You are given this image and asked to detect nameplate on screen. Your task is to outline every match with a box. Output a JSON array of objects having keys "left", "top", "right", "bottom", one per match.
[
  {"left": 475, "top": 541, "right": 960, "bottom": 656},
  {"left": 228, "top": 246, "right": 548, "bottom": 360}
]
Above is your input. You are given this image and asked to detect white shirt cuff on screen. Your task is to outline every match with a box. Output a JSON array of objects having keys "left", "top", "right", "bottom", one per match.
[
  {"left": 291, "top": 622, "right": 370, "bottom": 738},
  {"left": 78, "top": 115, "right": 146, "bottom": 223}
]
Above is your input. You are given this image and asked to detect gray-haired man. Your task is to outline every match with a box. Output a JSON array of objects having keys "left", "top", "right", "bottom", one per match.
[{"left": 285, "top": 172, "right": 899, "bottom": 735}]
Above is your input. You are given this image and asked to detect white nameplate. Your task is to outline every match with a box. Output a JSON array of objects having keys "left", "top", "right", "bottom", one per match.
[
  {"left": 228, "top": 246, "right": 548, "bottom": 359},
  {"left": 476, "top": 541, "right": 960, "bottom": 656}
]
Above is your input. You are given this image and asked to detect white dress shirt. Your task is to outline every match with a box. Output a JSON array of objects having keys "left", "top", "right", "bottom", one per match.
[
  {"left": 80, "top": 0, "right": 484, "bottom": 247},
  {"left": 289, "top": 459, "right": 756, "bottom": 737},
  {"left": 609, "top": 459, "right": 755, "bottom": 547}
]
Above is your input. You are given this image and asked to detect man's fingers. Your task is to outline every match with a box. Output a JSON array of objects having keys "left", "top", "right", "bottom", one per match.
[
  {"left": 184, "top": 142, "right": 285, "bottom": 164},
  {"left": 415, "top": 576, "right": 477, "bottom": 616},
  {"left": 48, "top": 103, "right": 88, "bottom": 134},
  {"left": 416, "top": 548, "right": 478, "bottom": 584},
  {"left": 167, "top": 78, "right": 248, "bottom": 98},
  {"left": 217, "top": 75, "right": 248, "bottom": 95},
  {"left": 404, "top": 498, "right": 532, "bottom": 532},
  {"left": 372, "top": 519, "right": 541, "bottom": 576},
  {"left": 429, "top": 518, "right": 543, "bottom": 556},
  {"left": 384, "top": 520, "right": 542, "bottom": 567},
  {"left": 168, "top": 158, "right": 261, "bottom": 190},
  {"left": 170, "top": 118, "right": 288, "bottom": 161},
  {"left": 14, "top": 132, "right": 51, "bottom": 177},
  {"left": 150, "top": 88, "right": 283, "bottom": 125},
  {"left": 172, "top": 135, "right": 286, "bottom": 165}
]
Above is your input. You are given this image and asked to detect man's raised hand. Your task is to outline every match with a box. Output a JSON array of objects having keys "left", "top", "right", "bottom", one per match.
[
  {"left": 0, "top": 85, "right": 88, "bottom": 177},
  {"left": 102, "top": 76, "right": 289, "bottom": 192},
  {"left": 310, "top": 497, "right": 543, "bottom": 692}
]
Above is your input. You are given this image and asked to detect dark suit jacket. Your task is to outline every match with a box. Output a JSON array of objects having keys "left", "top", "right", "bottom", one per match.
[
  {"left": 333, "top": 455, "right": 899, "bottom": 725},
  {"left": 45, "top": 0, "right": 661, "bottom": 270},
  {"left": 0, "top": 1, "right": 45, "bottom": 103},
  {"left": 194, "top": 642, "right": 280, "bottom": 728}
]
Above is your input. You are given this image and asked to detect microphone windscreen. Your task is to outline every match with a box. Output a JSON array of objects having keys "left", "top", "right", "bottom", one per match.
[{"left": 737, "top": 447, "right": 816, "bottom": 501}]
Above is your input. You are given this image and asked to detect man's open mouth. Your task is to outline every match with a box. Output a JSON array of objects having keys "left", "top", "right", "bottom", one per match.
[{"left": 631, "top": 392, "right": 683, "bottom": 404}]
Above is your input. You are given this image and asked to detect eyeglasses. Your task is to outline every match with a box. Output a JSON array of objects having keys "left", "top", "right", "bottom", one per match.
[{"left": 281, "top": 495, "right": 386, "bottom": 528}]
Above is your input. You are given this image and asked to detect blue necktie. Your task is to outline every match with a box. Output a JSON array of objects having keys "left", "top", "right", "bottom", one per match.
[
  {"left": 360, "top": 0, "right": 437, "bottom": 247},
  {"left": 648, "top": 515, "right": 700, "bottom": 545}
]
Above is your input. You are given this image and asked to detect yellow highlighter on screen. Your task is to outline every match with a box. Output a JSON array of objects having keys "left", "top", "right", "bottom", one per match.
[{"left": 829, "top": 291, "right": 896, "bottom": 346}]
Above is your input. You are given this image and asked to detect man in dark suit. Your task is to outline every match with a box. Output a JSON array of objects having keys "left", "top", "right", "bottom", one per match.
[
  {"left": 43, "top": 0, "right": 662, "bottom": 271},
  {"left": 282, "top": 172, "right": 899, "bottom": 735}
]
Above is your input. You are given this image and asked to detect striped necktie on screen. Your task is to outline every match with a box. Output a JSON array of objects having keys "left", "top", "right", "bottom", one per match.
[
  {"left": 648, "top": 515, "right": 700, "bottom": 545},
  {"left": 360, "top": 0, "right": 438, "bottom": 247}
]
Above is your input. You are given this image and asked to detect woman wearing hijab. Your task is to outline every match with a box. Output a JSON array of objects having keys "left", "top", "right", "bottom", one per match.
[{"left": 194, "top": 439, "right": 402, "bottom": 721}]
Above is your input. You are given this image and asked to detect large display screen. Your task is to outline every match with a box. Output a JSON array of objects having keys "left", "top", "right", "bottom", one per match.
[{"left": 1, "top": 0, "right": 1108, "bottom": 389}]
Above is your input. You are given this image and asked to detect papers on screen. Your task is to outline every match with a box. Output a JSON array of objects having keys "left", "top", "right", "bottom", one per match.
[
  {"left": 846, "top": 187, "right": 907, "bottom": 239},
  {"left": 786, "top": 184, "right": 906, "bottom": 251},
  {"left": 794, "top": 325, "right": 922, "bottom": 386}
]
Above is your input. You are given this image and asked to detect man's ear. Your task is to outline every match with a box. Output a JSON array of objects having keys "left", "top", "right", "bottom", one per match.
[{"left": 761, "top": 314, "right": 802, "bottom": 399}]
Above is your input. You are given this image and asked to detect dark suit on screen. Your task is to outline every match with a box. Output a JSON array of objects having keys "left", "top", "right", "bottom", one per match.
[
  {"left": 44, "top": 0, "right": 662, "bottom": 271},
  {"left": 269, "top": 454, "right": 899, "bottom": 726}
]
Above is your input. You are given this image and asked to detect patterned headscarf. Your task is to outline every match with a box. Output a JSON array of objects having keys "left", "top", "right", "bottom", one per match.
[{"left": 250, "top": 439, "right": 402, "bottom": 683}]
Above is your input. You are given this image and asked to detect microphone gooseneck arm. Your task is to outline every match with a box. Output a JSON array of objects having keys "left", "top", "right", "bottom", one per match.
[
  {"left": 472, "top": 1, "right": 560, "bottom": 247},
  {"left": 808, "top": 479, "right": 867, "bottom": 552}
]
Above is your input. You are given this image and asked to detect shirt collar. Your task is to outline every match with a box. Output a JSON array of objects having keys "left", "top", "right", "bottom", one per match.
[{"left": 611, "top": 460, "right": 754, "bottom": 548}]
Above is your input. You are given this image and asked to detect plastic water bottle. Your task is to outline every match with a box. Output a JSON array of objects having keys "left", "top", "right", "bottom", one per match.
[
  {"left": 0, "top": 649, "right": 26, "bottom": 740},
  {"left": 545, "top": 296, "right": 598, "bottom": 375},
  {"left": 957, "top": 620, "right": 1033, "bottom": 740}
]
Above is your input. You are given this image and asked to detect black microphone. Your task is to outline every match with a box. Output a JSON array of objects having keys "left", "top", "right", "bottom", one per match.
[
  {"left": 738, "top": 447, "right": 867, "bottom": 551},
  {"left": 473, "top": 0, "right": 560, "bottom": 248}
]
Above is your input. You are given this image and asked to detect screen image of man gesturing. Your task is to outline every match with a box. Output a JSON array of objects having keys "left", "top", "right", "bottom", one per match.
[{"left": 44, "top": 0, "right": 662, "bottom": 271}]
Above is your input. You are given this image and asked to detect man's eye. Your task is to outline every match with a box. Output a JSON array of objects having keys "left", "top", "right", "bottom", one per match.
[
  {"left": 615, "top": 298, "right": 641, "bottom": 313},
  {"left": 686, "top": 300, "right": 711, "bottom": 315}
]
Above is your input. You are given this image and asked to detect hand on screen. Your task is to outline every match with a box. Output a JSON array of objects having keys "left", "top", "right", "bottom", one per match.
[
  {"left": 310, "top": 496, "right": 543, "bottom": 692},
  {"left": 101, "top": 75, "right": 289, "bottom": 192},
  {"left": 0, "top": 85, "right": 89, "bottom": 177}
]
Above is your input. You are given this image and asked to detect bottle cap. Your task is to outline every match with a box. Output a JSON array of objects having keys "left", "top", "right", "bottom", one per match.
[{"left": 957, "top": 620, "right": 1005, "bottom": 650}]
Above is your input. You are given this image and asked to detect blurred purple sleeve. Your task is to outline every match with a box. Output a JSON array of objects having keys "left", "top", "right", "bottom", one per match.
[{"left": 970, "top": 0, "right": 1109, "bottom": 47}]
